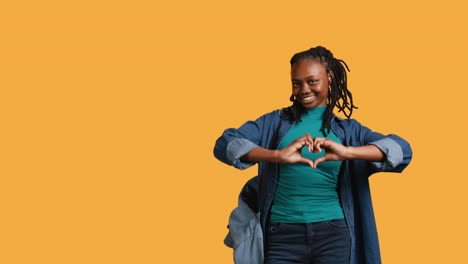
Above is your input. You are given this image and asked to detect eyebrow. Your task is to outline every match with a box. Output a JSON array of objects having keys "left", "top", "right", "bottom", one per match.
[{"left": 291, "top": 75, "right": 319, "bottom": 80}]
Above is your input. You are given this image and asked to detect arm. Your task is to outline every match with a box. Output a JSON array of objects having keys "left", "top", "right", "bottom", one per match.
[
  {"left": 311, "top": 119, "right": 412, "bottom": 172},
  {"left": 214, "top": 110, "right": 318, "bottom": 169},
  {"left": 311, "top": 138, "right": 385, "bottom": 168},
  {"left": 337, "top": 119, "right": 413, "bottom": 173},
  {"left": 241, "top": 133, "right": 315, "bottom": 168}
]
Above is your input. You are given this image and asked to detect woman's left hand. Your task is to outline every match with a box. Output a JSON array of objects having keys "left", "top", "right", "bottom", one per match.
[{"left": 311, "top": 137, "right": 351, "bottom": 168}]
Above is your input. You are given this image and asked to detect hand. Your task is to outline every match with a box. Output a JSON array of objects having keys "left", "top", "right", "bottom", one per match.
[
  {"left": 311, "top": 137, "right": 351, "bottom": 168},
  {"left": 277, "top": 133, "right": 315, "bottom": 168}
]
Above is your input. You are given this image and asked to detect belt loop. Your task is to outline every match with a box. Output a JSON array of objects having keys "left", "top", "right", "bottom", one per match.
[{"left": 306, "top": 222, "right": 312, "bottom": 244}]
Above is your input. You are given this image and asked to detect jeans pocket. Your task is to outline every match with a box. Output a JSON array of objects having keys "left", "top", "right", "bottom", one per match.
[{"left": 325, "top": 218, "right": 348, "bottom": 229}]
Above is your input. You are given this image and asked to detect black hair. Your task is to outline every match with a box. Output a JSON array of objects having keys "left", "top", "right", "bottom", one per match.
[{"left": 281, "top": 46, "right": 357, "bottom": 136}]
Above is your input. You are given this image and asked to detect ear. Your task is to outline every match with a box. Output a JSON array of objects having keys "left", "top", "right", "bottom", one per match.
[{"left": 328, "top": 71, "right": 334, "bottom": 83}]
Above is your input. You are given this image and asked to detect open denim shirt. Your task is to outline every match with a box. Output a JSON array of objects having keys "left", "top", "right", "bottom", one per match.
[{"left": 214, "top": 108, "right": 412, "bottom": 264}]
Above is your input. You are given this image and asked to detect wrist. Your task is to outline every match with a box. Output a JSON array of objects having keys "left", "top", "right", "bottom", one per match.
[
  {"left": 242, "top": 147, "right": 282, "bottom": 163},
  {"left": 345, "top": 146, "right": 356, "bottom": 160},
  {"left": 270, "top": 150, "right": 281, "bottom": 163},
  {"left": 344, "top": 145, "right": 385, "bottom": 161}
]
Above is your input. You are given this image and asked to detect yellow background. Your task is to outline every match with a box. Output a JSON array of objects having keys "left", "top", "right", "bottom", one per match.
[{"left": 1, "top": 0, "right": 467, "bottom": 263}]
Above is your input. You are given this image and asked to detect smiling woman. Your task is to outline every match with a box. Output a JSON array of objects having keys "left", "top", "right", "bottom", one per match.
[
  {"left": 291, "top": 60, "right": 330, "bottom": 109},
  {"left": 214, "top": 46, "right": 412, "bottom": 264}
]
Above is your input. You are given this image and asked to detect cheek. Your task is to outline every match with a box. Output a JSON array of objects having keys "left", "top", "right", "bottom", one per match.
[
  {"left": 321, "top": 85, "right": 330, "bottom": 97},
  {"left": 323, "top": 86, "right": 330, "bottom": 94}
]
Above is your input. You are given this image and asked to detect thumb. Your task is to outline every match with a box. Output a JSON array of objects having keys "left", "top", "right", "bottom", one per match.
[
  {"left": 313, "top": 155, "right": 328, "bottom": 169},
  {"left": 299, "top": 157, "right": 314, "bottom": 169}
]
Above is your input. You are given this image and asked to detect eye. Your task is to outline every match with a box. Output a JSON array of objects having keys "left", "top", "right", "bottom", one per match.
[
  {"left": 292, "top": 81, "right": 301, "bottom": 87},
  {"left": 307, "top": 80, "right": 318, "bottom": 85}
]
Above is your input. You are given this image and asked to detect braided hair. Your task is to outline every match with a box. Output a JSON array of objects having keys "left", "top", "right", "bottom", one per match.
[{"left": 282, "top": 46, "right": 357, "bottom": 136}]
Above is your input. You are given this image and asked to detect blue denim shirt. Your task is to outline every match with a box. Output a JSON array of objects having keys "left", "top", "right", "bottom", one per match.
[{"left": 214, "top": 108, "right": 412, "bottom": 264}]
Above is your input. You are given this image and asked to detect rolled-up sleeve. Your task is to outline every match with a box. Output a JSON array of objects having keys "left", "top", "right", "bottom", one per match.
[
  {"left": 214, "top": 112, "right": 275, "bottom": 170},
  {"left": 369, "top": 137, "right": 404, "bottom": 171},
  {"left": 354, "top": 120, "right": 413, "bottom": 173},
  {"left": 227, "top": 138, "right": 259, "bottom": 170}
]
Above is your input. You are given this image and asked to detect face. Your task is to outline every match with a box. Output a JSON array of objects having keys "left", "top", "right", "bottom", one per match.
[{"left": 291, "top": 59, "right": 330, "bottom": 109}]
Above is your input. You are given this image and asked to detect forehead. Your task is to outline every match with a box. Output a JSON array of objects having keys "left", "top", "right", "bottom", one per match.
[{"left": 291, "top": 59, "right": 327, "bottom": 79}]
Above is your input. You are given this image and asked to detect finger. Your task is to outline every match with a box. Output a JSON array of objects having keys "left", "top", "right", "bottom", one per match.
[
  {"left": 295, "top": 134, "right": 311, "bottom": 144},
  {"left": 312, "top": 137, "right": 325, "bottom": 153},
  {"left": 299, "top": 137, "right": 312, "bottom": 152},
  {"left": 311, "top": 138, "right": 318, "bottom": 153},
  {"left": 303, "top": 136, "right": 312, "bottom": 152},
  {"left": 304, "top": 134, "right": 314, "bottom": 152},
  {"left": 318, "top": 138, "right": 336, "bottom": 152},
  {"left": 291, "top": 137, "right": 307, "bottom": 149},
  {"left": 320, "top": 139, "right": 333, "bottom": 149},
  {"left": 318, "top": 142, "right": 324, "bottom": 153},
  {"left": 313, "top": 141, "right": 323, "bottom": 153}
]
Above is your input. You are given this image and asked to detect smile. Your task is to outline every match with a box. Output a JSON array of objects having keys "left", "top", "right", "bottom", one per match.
[{"left": 300, "top": 95, "right": 316, "bottom": 102}]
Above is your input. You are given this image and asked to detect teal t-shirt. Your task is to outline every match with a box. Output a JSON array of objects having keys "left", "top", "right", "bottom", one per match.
[{"left": 270, "top": 106, "right": 345, "bottom": 223}]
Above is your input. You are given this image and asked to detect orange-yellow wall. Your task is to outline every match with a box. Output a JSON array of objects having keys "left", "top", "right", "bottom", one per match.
[{"left": 1, "top": 1, "right": 467, "bottom": 263}]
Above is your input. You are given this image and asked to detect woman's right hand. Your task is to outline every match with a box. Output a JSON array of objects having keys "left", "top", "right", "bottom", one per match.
[
  {"left": 241, "top": 133, "right": 314, "bottom": 168},
  {"left": 276, "top": 133, "right": 314, "bottom": 168}
]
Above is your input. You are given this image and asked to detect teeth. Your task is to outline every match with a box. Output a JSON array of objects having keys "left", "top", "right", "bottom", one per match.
[{"left": 302, "top": 96, "right": 315, "bottom": 100}]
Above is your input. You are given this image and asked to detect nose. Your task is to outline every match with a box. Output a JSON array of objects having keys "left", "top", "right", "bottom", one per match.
[{"left": 300, "top": 82, "right": 311, "bottom": 94}]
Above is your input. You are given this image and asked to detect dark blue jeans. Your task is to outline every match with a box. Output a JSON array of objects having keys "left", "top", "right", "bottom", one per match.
[{"left": 265, "top": 219, "right": 351, "bottom": 264}]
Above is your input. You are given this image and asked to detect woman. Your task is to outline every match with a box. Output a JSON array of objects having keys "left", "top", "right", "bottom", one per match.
[{"left": 214, "top": 46, "right": 412, "bottom": 264}]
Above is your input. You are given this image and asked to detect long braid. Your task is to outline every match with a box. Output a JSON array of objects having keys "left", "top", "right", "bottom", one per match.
[{"left": 282, "top": 46, "right": 358, "bottom": 136}]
